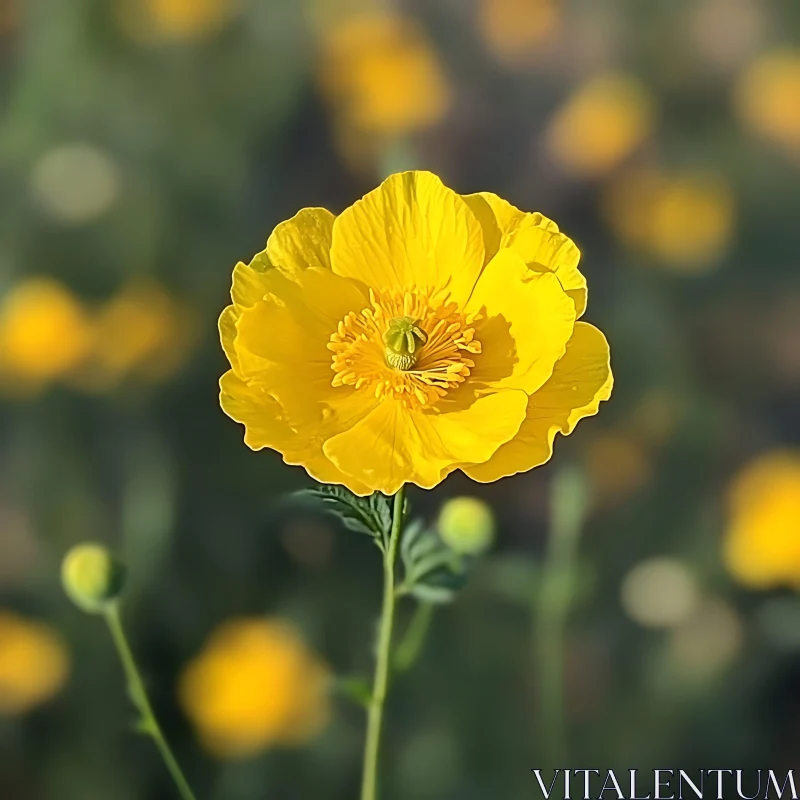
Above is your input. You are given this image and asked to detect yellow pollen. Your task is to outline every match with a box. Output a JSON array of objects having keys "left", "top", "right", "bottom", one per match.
[{"left": 327, "top": 290, "right": 481, "bottom": 409}]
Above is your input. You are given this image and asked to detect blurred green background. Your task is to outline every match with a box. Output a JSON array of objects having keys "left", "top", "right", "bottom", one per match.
[{"left": 1, "top": 0, "right": 799, "bottom": 798}]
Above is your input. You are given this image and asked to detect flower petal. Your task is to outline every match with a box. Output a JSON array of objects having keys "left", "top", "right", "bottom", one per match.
[
  {"left": 220, "top": 370, "right": 301, "bottom": 454},
  {"left": 220, "top": 370, "right": 373, "bottom": 495},
  {"left": 463, "top": 192, "right": 587, "bottom": 317},
  {"left": 323, "top": 390, "right": 528, "bottom": 495},
  {"left": 466, "top": 248, "right": 576, "bottom": 394},
  {"left": 235, "top": 268, "right": 365, "bottom": 369},
  {"left": 462, "top": 191, "right": 559, "bottom": 259},
  {"left": 219, "top": 305, "right": 240, "bottom": 374},
  {"left": 230, "top": 208, "right": 335, "bottom": 310},
  {"left": 233, "top": 267, "right": 374, "bottom": 430},
  {"left": 231, "top": 258, "right": 271, "bottom": 310},
  {"left": 266, "top": 208, "right": 336, "bottom": 274},
  {"left": 330, "top": 171, "right": 485, "bottom": 304},
  {"left": 463, "top": 322, "right": 612, "bottom": 482}
]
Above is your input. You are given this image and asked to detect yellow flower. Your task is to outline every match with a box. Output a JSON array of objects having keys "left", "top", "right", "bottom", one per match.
[
  {"left": 319, "top": 14, "right": 451, "bottom": 138},
  {"left": 0, "top": 278, "right": 92, "bottom": 394},
  {"left": 603, "top": 168, "right": 736, "bottom": 270},
  {"left": 647, "top": 177, "right": 735, "bottom": 266},
  {"left": 0, "top": 610, "right": 69, "bottom": 715},
  {"left": 84, "top": 280, "right": 195, "bottom": 389},
  {"left": 478, "top": 0, "right": 560, "bottom": 67},
  {"left": 724, "top": 451, "right": 800, "bottom": 589},
  {"left": 116, "top": 0, "right": 234, "bottom": 43},
  {"left": 178, "top": 618, "right": 330, "bottom": 759},
  {"left": 546, "top": 74, "right": 655, "bottom": 178},
  {"left": 735, "top": 49, "right": 800, "bottom": 156},
  {"left": 219, "top": 171, "right": 612, "bottom": 495}
]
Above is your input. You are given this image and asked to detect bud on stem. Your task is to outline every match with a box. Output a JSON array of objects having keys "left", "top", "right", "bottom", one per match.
[
  {"left": 437, "top": 496, "right": 496, "bottom": 555},
  {"left": 62, "top": 543, "right": 126, "bottom": 614}
]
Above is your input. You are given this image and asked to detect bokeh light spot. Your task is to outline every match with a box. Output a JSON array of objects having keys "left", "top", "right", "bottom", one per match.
[
  {"left": 30, "top": 144, "right": 121, "bottom": 225},
  {"left": 621, "top": 557, "right": 699, "bottom": 629}
]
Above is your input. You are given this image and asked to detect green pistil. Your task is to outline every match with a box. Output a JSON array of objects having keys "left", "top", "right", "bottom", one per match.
[{"left": 384, "top": 316, "right": 427, "bottom": 371}]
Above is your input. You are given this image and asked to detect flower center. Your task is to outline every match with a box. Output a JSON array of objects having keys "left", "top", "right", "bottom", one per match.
[
  {"left": 327, "top": 290, "right": 482, "bottom": 409},
  {"left": 383, "top": 316, "right": 427, "bottom": 371}
]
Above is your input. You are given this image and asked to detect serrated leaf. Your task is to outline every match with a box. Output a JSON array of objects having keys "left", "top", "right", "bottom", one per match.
[
  {"left": 400, "top": 520, "right": 469, "bottom": 604},
  {"left": 370, "top": 493, "right": 393, "bottom": 535},
  {"left": 292, "top": 486, "right": 391, "bottom": 542},
  {"left": 410, "top": 583, "right": 457, "bottom": 604},
  {"left": 400, "top": 518, "right": 429, "bottom": 563},
  {"left": 406, "top": 550, "right": 462, "bottom": 586}
]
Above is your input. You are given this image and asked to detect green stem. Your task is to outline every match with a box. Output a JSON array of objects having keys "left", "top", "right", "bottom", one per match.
[
  {"left": 534, "top": 467, "right": 587, "bottom": 770},
  {"left": 360, "top": 485, "right": 405, "bottom": 800},
  {"left": 104, "top": 603, "right": 197, "bottom": 800},
  {"left": 394, "top": 602, "right": 434, "bottom": 673}
]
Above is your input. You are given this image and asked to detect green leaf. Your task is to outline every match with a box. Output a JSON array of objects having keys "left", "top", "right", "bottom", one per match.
[
  {"left": 410, "top": 583, "right": 457, "bottom": 604},
  {"left": 132, "top": 716, "right": 156, "bottom": 736},
  {"left": 400, "top": 518, "right": 433, "bottom": 563},
  {"left": 292, "top": 486, "right": 392, "bottom": 543},
  {"left": 333, "top": 676, "right": 373, "bottom": 709},
  {"left": 400, "top": 519, "right": 469, "bottom": 605}
]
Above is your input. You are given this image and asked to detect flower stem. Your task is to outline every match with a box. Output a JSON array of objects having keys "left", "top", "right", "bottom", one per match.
[
  {"left": 394, "top": 601, "right": 434, "bottom": 673},
  {"left": 361, "top": 485, "right": 405, "bottom": 800},
  {"left": 533, "top": 466, "right": 588, "bottom": 770},
  {"left": 104, "top": 603, "right": 197, "bottom": 800}
]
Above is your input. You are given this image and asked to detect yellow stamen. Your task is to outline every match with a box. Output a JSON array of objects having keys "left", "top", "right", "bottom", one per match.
[{"left": 327, "top": 290, "right": 482, "bottom": 410}]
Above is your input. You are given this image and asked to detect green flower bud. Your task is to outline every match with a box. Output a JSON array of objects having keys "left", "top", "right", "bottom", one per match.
[
  {"left": 437, "top": 496, "right": 496, "bottom": 556},
  {"left": 62, "top": 543, "right": 126, "bottom": 614}
]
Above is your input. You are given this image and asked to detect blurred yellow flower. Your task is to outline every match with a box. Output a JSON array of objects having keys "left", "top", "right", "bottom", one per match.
[
  {"left": 84, "top": 281, "right": 195, "bottom": 389},
  {"left": 603, "top": 168, "right": 736, "bottom": 271},
  {"left": 220, "top": 171, "right": 612, "bottom": 494},
  {"left": 116, "top": 0, "right": 234, "bottom": 43},
  {"left": 319, "top": 13, "right": 451, "bottom": 139},
  {"left": 0, "top": 278, "right": 92, "bottom": 394},
  {"left": 724, "top": 451, "right": 800, "bottom": 589},
  {"left": 735, "top": 49, "right": 800, "bottom": 156},
  {"left": 0, "top": 610, "right": 69, "bottom": 715},
  {"left": 546, "top": 74, "right": 655, "bottom": 178},
  {"left": 478, "top": 0, "right": 559, "bottom": 67},
  {"left": 178, "top": 618, "right": 330, "bottom": 759},
  {"left": 648, "top": 177, "right": 735, "bottom": 266}
]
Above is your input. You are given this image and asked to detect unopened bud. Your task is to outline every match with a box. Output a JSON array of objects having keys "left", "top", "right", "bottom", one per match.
[
  {"left": 62, "top": 543, "right": 126, "bottom": 614},
  {"left": 437, "top": 496, "right": 495, "bottom": 556}
]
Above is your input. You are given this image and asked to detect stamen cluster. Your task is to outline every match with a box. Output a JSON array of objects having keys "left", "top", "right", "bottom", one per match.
[{"left": 328, "top": 289, "right": 482, "bottom": 409}]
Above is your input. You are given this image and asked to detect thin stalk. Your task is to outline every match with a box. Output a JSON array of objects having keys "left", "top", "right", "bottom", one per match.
[
  {"left": 104, "top": 603, "right": 197, "bottom": 800},
  {"left": 534, "top": 466, "right": 588, "bottom": 770},
  {"left": 360, "top": 485, "right": 405, "bottom": 800},
  {"left": 394, "top": 601, "right": 434, "bottom": 673}
]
